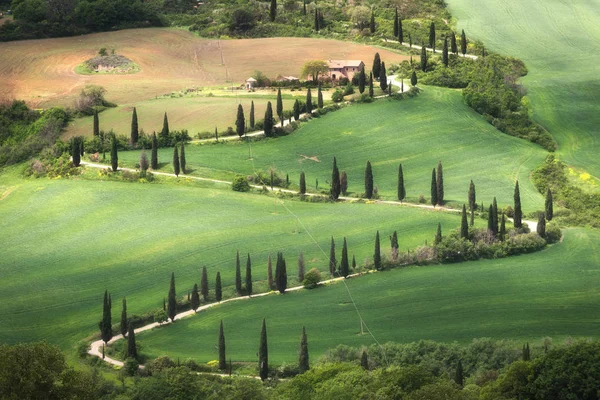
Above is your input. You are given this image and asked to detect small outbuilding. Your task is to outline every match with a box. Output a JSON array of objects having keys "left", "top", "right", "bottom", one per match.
[{"left": 245, "top": 77, "right": 257, "bottom": 89}]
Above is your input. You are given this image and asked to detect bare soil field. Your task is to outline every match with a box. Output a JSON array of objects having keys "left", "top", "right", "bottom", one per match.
[{"left": 0, "top": 28, "right": 409, "bottom": 108}]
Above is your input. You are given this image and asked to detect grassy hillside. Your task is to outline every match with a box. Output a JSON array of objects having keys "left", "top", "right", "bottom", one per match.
[
  {"left": 447, "top": 0, "right": 600, "bottom": 180},
  {"left": 136, "top": 227, "right": 600, "bottom": 364},
  {"left": 116, "top": 87, "right": 547, "bottom": 210},
  {"left": 0, "top": 171, "right": 463, "bottom": 349}
]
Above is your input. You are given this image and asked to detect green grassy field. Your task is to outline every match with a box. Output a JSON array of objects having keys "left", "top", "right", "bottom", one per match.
[
  {"left": 136, "top": 227, "right": 600, "bottom": 364},
  {"left": 447, "top": 0, "right": 600, "bottom": 180},
  {"left": 116, "top": 86, "right": 548, "bottom": 210},
  {"left": 0, "top": 171, "right": 465, "bottom": 350}
]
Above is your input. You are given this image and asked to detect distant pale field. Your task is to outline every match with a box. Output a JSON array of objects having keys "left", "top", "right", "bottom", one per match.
[{"left": 0, "top": 28, "right": 409, "bottom": 107}]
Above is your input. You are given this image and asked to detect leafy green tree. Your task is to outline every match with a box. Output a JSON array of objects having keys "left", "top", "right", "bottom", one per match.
[
  {"left": 468, "top": 180, "right": 476, "bottom": 211},
  {"left": 435, "top": 223, "right": 443, "bottom": 245},
  {"left": 131, "top": 107, "right": 138, "bottom": 145},
  {"left": 275, "top": 252, "right": 287, "bottom": 293},
  {"left": 306, "top": 88, "right": 313, "bottom": 114},
  {"left": 369, "top": 72, "right": 374, "bottom": 97},
  {"left": 374, "top": 230, "right": 382, "bottom": 270},
  {"left": 370, "top": 10, "right": 375, "bottom": 33},
  {"left": 436, "top": 161, "right": 444, "bottom": 205},
  {"left": 151, "top": 132, "right": 158, "bottom": 169},
  {"left": 172, "top": 145, "right": 180, "bottom": 177},
  {"left": 120, "top": 297, "right": 127, "bottom": 337},
  {"left": 298, "top": 251, "right": 305, "bottom": 282},
  {"left": 329, "top": 237, "right": 337, "bottom": 277},
  {"left": 267, "top": 254, "right": 274, "bottom": 289},
  {"left": 264, "top": 101, "right": 274, "bottom": 137},
  {"left": 537, "top": 214, "right": 546, "bottom": 238},
  {"left": 317, "top": 84, "right": 324, "bottom": 109},
  {"left": 250, "top": 101, "right": 255, "bottom": 129},
  {"left": 358, "top": 65, "right": 366, "bottom": 94},
  {"left": 372, "top": 53, "right": 381, "bottom": 79},
  {"left": 393, "top": 8, "right": 399, "bottom": 37},
  {"left": 340, "top": 237, "right": 349, "bottom": 278},
  {"left": 420, "top": 45, "right": 428, "bottom": 71},
  {"left": 398, "top": 164, "right": 406, "bottom": 202},
  {"left": 246, "top": 253, "right": 253, "bottom": 295},
  {"left": 460, "top": 204, "right": 469, "bottom": 239},
  {"left": 219, "top": 320, "right": 226, "bottom": 370},
  {"left": 293, "top": 99, "right": 300, "bottom": 121},
  {"left": 361, "top": 350, "right": 369, "bottom": 370},
  {"left": 500, "top": 213, "right": 506, "bottom": 241},
  {"left": 442, "top": 37, "right": 449, "bottom": 67},
  {"left": 545, "top": 188, "right": 553, "bottom": 221},
  {"left": 236, "top": 104, "right": 245, "bottom": 137},
  {"left": 215, "top": 272, "right": 222, "bottom": 302},
  {"left": 110, "top": 135, "right": 118, "bottom": 172},
  {"left": 398, "top": 18, "right": 404, "bottom": 43},
  {"left": 514, "top": 180, "right": 522, "bottom": 228},
  {"left": 455, "top": 360, "right": 464, "bottom": 386},
  {"left": 179, "top": 142, "right": 186, "bottom": 174},
  {"left": 93, "top": 109, "right": 100, "bottom": 136},
  {"left": 460, "top": 30, "right": 467, "bottom": 55},
  {"left": 235, "top": 251, "right": 242, "bottom": 294},
  {"left": 167, "top": 272, "right": 177, "bottom": 322},
  {"left": 430, "top": 168, "right": 438, "bottom": 206},
  {"left": 99, "top": 290, "right": 112, "bottom": 343},
  {"left": 379, "top": 62, "right": 387, "bottom": 91},
  {"left": 390, "top": 231, "right": 399, "bottom": 261},
  {"left": 429, "top": 22, "right": 436, "bottom": 51},
  {"left": 302, "top": 61, "right": 328, "bottom": 83},
  {"left": 127, "top": 323, "right": 137, "bottom": 360},
  {"left": 330, "top": 156, "right": 341, "bottom": 200},
  {"left": 269, "top": 0, "right": 276, "bottom": 21},
  {"left": 451, "top": 31, "right": 458, "bottom": 54},
  {"left": 191, "top": 283, "right": 200, "bottom": 312},
  {"left": 139, "top": 151, "right": 149, "bottom": 178},
  {"left": 259, "top": 319, "right": 269, "bottom": 381},
  {"left": 299, "top": 171, "right": 306, "bottom": 194},
  {"left": 365, "top": 161, "right": 374, "bottom": 199},
  {"left": 161, "top": 112, "right": 169, "bottom": 139},
  {"left": 201, "top": 266, "right": 208, "bottom": 301}
]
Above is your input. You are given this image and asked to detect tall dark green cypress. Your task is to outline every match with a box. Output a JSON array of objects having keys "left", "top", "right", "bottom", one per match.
[
  {"left": 264, "top": 101, "right": 274, "bottom": 137},
  {"left": 365, "top": 161, "right": 374, "bottom": 199},
  {"left": 258, "top": 319, "right": 269, "bottom": 381},
  {"left": 167, "top": 272, "right": 177, "bottom": 322},
  {"left": 460, "top": 204, "right": 469, "bottom": 239},
  {"left": 390, "top": 231, "right": 399, "bottom": 261},
  {"left": 191, "top": 283, "right": 200, "bottom": 311},
  {"left": 340, "top": 237, "right": 349, "bottom": 278},
  {"left": 215, "top": 272, "right": 222, "bottom": 302},
  {"left": 374, "top": 231, "right": 382, "bottom": 271},
  {"left": 398, "top": 164, "right": 406, "bottom": 202},
  {"left": 306, "top": 89, "right": 313, "bottom": 114},
  {"left": 269, "top": 0, "right": 276, "bottom": 22},
  {"left": 499, "top": 213, "right": 506, "bottom": 241},
  {"left": 398, "top": 18, "right": 403, "bottom": 43},
  {"left": 488, "top": 204, "right": 495, "bottom": 234},
  {"left": 369, "top": 72, "right": 374, "bottom": 97},
  {"left": 298, "top": 251, "right": 305, "bottom": 282},
  {"left": 361, "top": 350, "right": 369, "bottom": 370},
  {"left": 303, "top": 0, "right": 306, "bottom": 15},
  {"left": 93, "top": 110, "right": 100, "bottom": 136},
  {"left": 411, "top": 70, "right": 417, "bottom": 86},
  {"left": 372, "top": 53, "right": 381, "bottom": 79},
  {"left": 71, "top": 137, "right": 81, "bottom": 167},
  {"left": 180, "top": 142, "right": 186, "bottom": 174},
  {"left": 492, "top": 197, "right": 499, "bottom": 234},
  {"left": 151, "top": 132, "right": 158, "bottom": 170},
  {"left": 451, "top": 31, "right": 458, "bottom": 54},
  {"left": 131, "top": 107, "right": 139, "bottom": 145},
  {"left": 275, "top": 252, "right": 287, "bottom": 294},
  {"left": 236, "top": 104, "right": 245, "bottom": 137},
  {"left": 435, "top": 223, "right": 443, "bottom": 245},
  {"left": 537, "top": 214, "right": 546, "bottom": 238},
  {"left": 429, "top": 22, "right": 436, "bottom": 51},
  {"left": 455, "top": 360, "right": 464, "bottom": 386},
  {"left": 161, "top": 112, "right": 169, "bottom": 139},
  {"left": 235, "top": 251, "right": 242, "bottom": 295},
  {"left": 276, "top": 88, "right": 283, "bottom": 124},
  {"left": 246, "top": 253, "right": 252, "bottom": 295},
  {"left": 99, "top": 290, "right": 112, "bottom": 343},
  {"left": 442, "top": 37, "right": 449, "bottom": 67},
  {"left": 460, "top": 29, "right": 467, "bottom": 55},
  {"left": 218, "top": 320, "right": 226, "bottom": 370},
  {"left": 110, "top": 135, "right": 118, "bottom": 172},
  {"left": 299, "top": 326, "right": 309, "bottom": 373},
  {"left": 317, "top": 84, "right": 323, "bottom": 109},
  {"left": 370, "top": 10, "right": 375, "bottom": 33},
  {"left": 431, "top": 168, "right": 438, "bottom": 206},
  {"left": 468, "top": 180, "right": 476, "bottom": 211},
  {"left": 436, "top": 161, "right": 444, "bottom": 205},
  {"left": 127, "top": 323, "right": 137, "bottom": 360},
  {"left": 420, "top": 45, "right": 428, "bottom": 71},
  {"left": 314, "top": 8, "right": 319, "bottom": 32},
  {"left": 514, "top": 181, "right": 522, "bottom": 228},
  {"left": 250, "top": 101, "right": 255, "bottom": 129},
  {"left": 329, "top": 237, "right": 337, "bottom": 277},
  {"left": 330, "top": 156, "right": 341, "bottom": 200},
  {"left": 379, "top": 62, "right": 387, "bottom": 91},
  {"left": 293, "top": 99, "right": 300, "bottom": 121},
  {"left": 201, "top": 266, "right": 208, "bottom": 301},
  {"left": 172, "top": 145, "right": 180, "bottom": 177},
  {"left": 358, "top": 65, "right": 366, "bottom": 94},
  {"left": 545, "top": 188, "right": 553, "bottom": 221},
  {"left": 393, "top": 8, "right": 399, "bottom": 37},
  {"left": 299, "top": 171, "right": 306, "bottom": 194},
  {"left": 120, "top": 297, "right": 127, "bottom": 337}
]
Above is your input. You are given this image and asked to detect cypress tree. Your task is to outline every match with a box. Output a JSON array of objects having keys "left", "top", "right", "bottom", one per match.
[
  {"left": 298, "top": 251, "right": 305, "bottom": 282},
  {"left": 358, "top": 65, "right": 366, "bottom": 94},
  {"left": 372, "top": 53, "right": 381, "bottom": 79},
  {"left": 236, "top": 104, "right": 245, "bottom": 137},
  {"left": 492, "top": 197, "right": 499, "bottom": 234},
  {"left": 340, "top": 171, "right": 348, "bottom": 195},
  {"left": 293, "top": 99, "right": 300, "bottom": 120},
  {"left": 435, "top": 223, "right": 443, "bottom": 245},
  {"left": 299, "top": 171, "right": 306, "bottom": 194},
  {"left": 120, "top": 297, "right": 127, "bottom": 337},
  {"left": 481, "top": 46, "right": 486, "bottom": 57},
  {"left": 522, "top": 343, "right": 531, "bottom": 361},
  {"left": 191, "top": 283, "right": 200, "bottom": 312},
  {"left": 269, "top": 0, "right": 276, "bottom": 22},
  {"left": 455, "top": 360, "right": 464, "bottom": 386},
  {"left": 303, "top": 0, "right": 306, "bottom": 15},
  {"left": 246, "top": 253, "right": 253, "bottom": 295},
  {"left": 275, "top": 252, "right": 287, "bottom": 293},
  {"left": 218, "top": 320, "right": 226, "bottom": 370},
  {"left": 314, "top": 8, "right": 319, "bottom": 32},
  {"left": 460, "top": 29, "right": 467, "bottom": 55},
  {"left": 461, "top": 204, "right": 469, "bottom": 239},
  {"left": 514, "top": 181, "right": 522, "bottom": 228},
  {"left": 468, "top": 180, "right": 476, "bottom": 211},
  {"left": 235, "top": 251, "right": 242, "bottom": 294},
  {"left": 99, "top": 290, "right": 113, "bottom": 343},
  {"left": 361, "top": 350, "right": 369, "bottom": 370},
  {"left": 267, "top": 254, "right": 274, "bottom": 289},
  {"left": 393, "top": 8, "right": 399, "bottom": 37},
  {"left": 167, "top": 272, "right": 177, "bottom": 322},
  {"left": 436, "top": 161, "right": 444, "bottom": 205},
  {"left": 537, "top": 214, "right": 546, "bottom": 238},
  {"left": 259, "top": 319, "right": 269, "bottom": 381},
  {"left": 93, "top": 110, "right": 100, "bottom": 136},
  {"left": 430, "top": 168, "right": 438, "bottom": 206},
  {"left": 71, "top": 137, "right": 81, "bottom": 167},
  {"left": 163, "top": 298, "right": 166, "bottom": 311},
  {"left": 379, "top": 62, "right": 387, "bottom": 91},
  {"left": 110, "top": 135, "right": 118, "bottom": 172},
  {"left": 442, "top": 37, "right": 449, "bottom": 67},
  {"left": 151, "top": 132, "right": 158, "bottom": 169},
  {"left": 264, "top": 101, "right": 274, "bottom": 137},
  {"left": 470, "top": 208, "right": 475, "bottom": 227},
  {"left": 398, "top": 164, "right": 406, "bottom": 202},
  {"left": 411, "top": 70, "right": 417, "bottom": 86},
  {"left": 215, "top": 127, "right": 219, "bottom": 141},
  {"left": 365, "top": 161, "right": 374, "bottom": 199},
  {"left": 499, "top": 213, "right": 506, "bottom": 241},
  {"left": 330, "top": 156, "right": 341, "bottom": 200},
  {"left": 368, "top": 72, "right": 374, "bottom": 97},
  {"left": 180, "top": 142, "right": 186, "bottom": 174},
  {"left": 317, "top": 84, "right": 324, "bottom": 109},
  {"left": 276, "top": 88, "right": 283, "bottom": 124},
  {"left": 429, "top": 22, "right": 436, "bottom": 51},
  {"left": 409, "top": 32, "right": 413, "bottom": 48},
  {"left": 215, "top": 272, "right": 222, "bottom": 302},
  {"left": 329, "top": 237, "right": 337, "bottom": 277},
  {"left": 306, "top": 88, "right": 313, "bottom": 114},
  {"left": 127, "top": 323, "right": 137, "bottom": 360},
  {"left": 340, "top": 237, "right": 349, "bottom": 278},
  {"left": 131, "top": 107, "right": 139, "bottom": 145},
  {"left": 374, "top": 231, "right": 382, "bottom": 271},
  {"left": 451, "top": 31, "right": 458, "bottom": 54},
  {"left": 299, "top": 326, "right": 309, "bottom": 373},
  {"left": 172, "top": 145, "right": 180, "bottom": 177},
  {"left": 370, "top": 10, "right": 375, "bottom": 34},
  {"left": 488, "top": 204, "right": 495, "bottom": 234},
  {"left": 545, "top": 188, "right": 553, "bottom": 221},
  {"left": 201, "top": 266, "right": 208, "bottom": 301},
  {"left": 398, "top": 18, "right": 404, "bottom": 44},
  {"left": 390, "top": 231, "right": 399, "bottom": 261},
  {"left": 352, "top": 255, "right": 357, "bottom": 271},
  {"left": 420, "top": 45, "right": 428, "bottom": 71},
  {"left": 161, "top": 112, "right": 169, "bottom": 139}
]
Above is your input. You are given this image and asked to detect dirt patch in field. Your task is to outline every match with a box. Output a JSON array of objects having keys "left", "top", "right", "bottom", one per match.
[{"left": 300, "top": 155, "right": 321, "bottom": 163}]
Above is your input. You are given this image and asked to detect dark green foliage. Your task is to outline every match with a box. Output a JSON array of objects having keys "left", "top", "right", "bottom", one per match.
[
  {"left": 306, "top": 89, "right": 313, "bottom": 114},
  {"left": 364, "top": 161, "right": 374, "bottom": 199},
  {"left": 420, "top": 45, "right": 428, "bottom": 71},
  {"left": 369, "top": 10, "right": 375, "bottom": 34},
  {"left": 259, "top": 319, "right": 269, "bottom": 381},
  {"left": 461, "top": 204, "right": 469, "bottom": 239},
  {"left": 500, "top": 213, "right": 506, "bottom": 241},
  {"left": 340, "top": 171, "right": 348, "bottom": 195},
  {"left": 172, "top": 145, "right": 180, "bottom": 177},
  {"left": 369, "top": 72, "right": 374, "bottom": 97},
  {"left": 275, "top": 252, "right": 287, "bottom": 293},
  {"left": 537, "top": 214, "right": 546, "bottom": 238},
  {"left": 390, "top": 231, "right": 399, "bottom": 261},
  {"left": 303, "top": 0, "right": 306, "bottom": 15},
  {"left": 330, "top": 156, "right": 341, "bottom": 200},
  {"left": 218, "top": 320, "right": 226, "bottom": 370},
  {"left": 93, "top": 110, "right": 99, "bottom": 136},
  {"left": 340, "top": 237, "right": 349, "bottom": 278},
  {"left": 131, "top": 107, "right": 138, "bottom": 145},
  {"left": 215, "top": 272, "right": 222, "bottom": 302},
  {"left": 314, "top": 8, "right": 319, "bottom": 32},
  {"left": 393, "top": 8, "right": 399, "bottom": 37},
  {"left": 298, "top": 251, "right": 305, "bottom": 282},
  {"left": 352, "top": 255, "right": 357, "bottom": 270},
  {"left": 329, "top": 237, "right": 337, "bottom": 277},
  {"left": 235, "top": 251, "right": 242, "bottom": 295},
  {"left": 317, "top": 85, "right": 323, "bottom": 109},
  {"left": 436, "top": 161, "right": 444, "bottom": 205},
  {"left": 451, "top": 32, "right": 458, "bottom": 54},
  {"left": 200, "top": 266, "right": 208, "bottom": 302},
  {"left": 267, "top": 254, "right": 274, "bottom": 290},
  {"left": 545, "top": 188, "right": 553, "bottom": 221},
  {"left": 358, "top": 65, "right": 366, "bottom": 94},
  {"left": 246, "top": 253, "right": 252, "bottom": 295},
  {"left": 372, "top": 53, "right": 381, "bottom": 79},
  {"left": 299, "top": 171, "right": 306, "bottom": 194},
  {"left": 276, "top": 88, "right": 283, "bottom": 123},
  {"left": 269, "top": 0, "right": 277, "bottom": 22},
  {"left": 460, "top": 29, "right": 467, "bottom": 55},
  {"left": 488, "top": 204, "right": 495, "bottom": 234},
  {"left": 454, "top": 360, "right": 463, "bottom": 386},
  {"left": 492, "top": 197, "right": 499, "bottom": 234},
  {"left": 430, "top": 168, "right": 437, "bottom": 206},
  {"left": 299, "top": 327, "right": 309, "bottom": 373},
  {"left": 522, "top": 342, "right": 531, "bottom": 361},
  {"left": 398, "top": 18, "right": 404, "bottom": 44},
  {"left": 71, "top": 136, "right": 81, "bottom": 167},
  {"left": 468, "top": 180, "right": 476, "bottom": 211},
  {"left": 167, "top": 272, "right": 177, "bottom": 322},
  {"left": 429, "top": 22, "right": 436, "bottom": 51},
  {"left": 411, "top": 70, "right": 417, "bottom": 86},
  {"left": 179, "top": 142, "right": 186, "bottom": 174},
  {"left": 514, "top": 180, "right": 522, "bottom": 228},
  {"left": 110, "top": 135, "right": 118, "bottom": 172},
  {"left": 236, "top": 104, "right": 245, "bottom": 137},
  {"left": 151, "top": 132, "right": 158, "bottom": 169},
  {"left": 361, "top": 350, "right": 369, "bottom": 370},
  {"left": 379, "top": 62, "right": 387, "bottom": 91},
  {"left": 435, "top": 223, "right": 442, "bottom": 245},
  {"left": 293, "top": 99, "right": 300, "bottom": 121},
  {"left": 139, "top": 151, "right": 149, "bottom": 177},
  {"left": 264, "top": 101, "right": 274, "bottom": 137},
  {"left": 120, "top": 297, "right": 127, "bottom": 337},
  {"left": 161, "top": 112, "right": 169, "bottom": 139},
  {"left": 191, "top": 283, "right": 200, "bottom": 312},
  {"left": 99, "top": 290, "right": 112, "bottom": 343},
  {"left": 374, "top": 231, "right": 382, "bottom": 271},
  {"left": 127, "top": 323, "right": 137, "bottom": 360},
  {"left": 250, "top": 101, "right": 255, "bottom": 129},
  {"left": 442, "top": 37, "right": 449, "bottom": 67}
]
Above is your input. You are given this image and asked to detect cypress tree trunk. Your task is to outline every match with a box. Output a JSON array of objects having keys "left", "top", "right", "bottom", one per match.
[
  {"left": 235, "top": 251, "right": 242, "bottom": 294},
  {"left": 420, "top": 46, "right": 428, "bottom": 71},
  {"left": 329, "top": 237, "right": 336, "bottom": 277},
  {"left": 167, "top": 272, "right": 177, "bottom": 322},
  {"left": 361, "top": 351, "right": 369, "bottom": 370},
  {"left": 545, "top": 188, "right": 553, "bottom": 221},
  {"left": 442, "top": 37, "right": 449, "bottom": 67},
  {"left": 131, "top": 107, "right": 138, "bottom": 145},
  {"left": 455, "top": 360, "right": 464, "bottom": 386},
  {"left": 365, "top": 161, "right": 374, "bottom": 199},
  {"left": 499, "top": 213, "right": 506, "bottom": 241},
  {"left": 180, "top": 142, "right": 186, "bottom": 174},
  {"left": 340, "top": 237, "right": 349, "bottom": 278},
  {"left": 246, "top": 253, "right": 252, "bottom": 295},
  {"left": 514, "top": 181, "right": 522, "bottom": 228},
  {"left": 275, "top": 252, "right": 287, "bottom": 294},
  {"left": 369, "top": 72, "right": 374, "bottom": 97},
  {"left": 201, "top": 266, "right": 208, "bottom": 301},
  {"left": 110, "top": 135, "right": 118, "bottom": 172},
  {"left": 151, "top": 133, "right": 158, "bottom": 170},
  {"left": 430, "top": 169, "right": 438, "bottom": 206},
  {"left": 191, "top": 283, "right": 200, "bottom": 311},
  {"left": 435, "top": 223, "right": 443, "bottom": 245},
  {"left": 451, "top": 32, "right": 458, "bottom": 54},
  {"left": 127, "top": 323, "right": 137, "bottom": 360},
  {"left": 436, "top": 161, "right": 444, "bottom": 205},
  {"left": 460, "top": 30, "right": 467, "bottom": 55},
  {"left": 398, "top": 164, "right": 406, "bottom": 202},
  {"left": 429, "top": 22, "right": 436, "bottom": 52},
  {"left": 374, "top": 231, "right": 381, "bottom": 270},
  {"left": 460, "top": 204, "right": 469, "bottom": 239},
  {"left": 269, "top": 0, "right": 276, "bottom": 22},
  {"left": 172, "top": 145, "right": 180, "bottom": 177},
  {"left": 93, "top": 110, "right": 100, "bottom": 136},
  {"left": 215, "top": 272, "right": 222, "bottom": 302},
  {"left": 379, "top": 62, "right": 387, "bottom": 91},
  {"left": 537, "top": 215, "right": 546, "bottom": 238},
  {"left": 161, "top": 112, "right": 169, "bottom": 139},
  {"left": 370, "top": 11, "right": 375, "bottom": 34},
  {"left": 398, "top": 19, "right": 403, "bottom": 43},
  {"left": 330, "top": 157, "right": 341, "bottom": 200},
  {"left": 393, "top": 8, "right": 399, "bottom": 37},
  {"left": 258, "top": 319, "right": 269, "bottom": 381},
  {"left": 298, "top": 326, "right": 309, "bottom": 373},
  {"left": 468, "top": 180, "right": 476, "bottom": 211},
  {"left": 267, "top": 254, "right": 274, "bottom": 290},
  {"left": 293, "top": 99, "right": 300, "bottom": 121},
  {"left": 411, "top": 71, "right": 417, "bottom": 86},
  {"left": 264, "top": 102, "right": 274, "bottom": 137},
  {"left": 298, "top": 251, "right": 305, "bottom": 282},
  {"left": 306, "top": 89, "right": 313, "bottom": 114},
  {"left": 120, "top": 297, "right": 127, "bottom": 337},
  {"left": 299, "top": 172, "right": 306, "bottom": 194},
  {"left": 250, "top": 101, "right": 255, "bottom": 129},
  {"left": 236, "top": 104, "right": 245, "bottom": 137},
  {"left": 219, "top": 320, "right": 226, "bottom": 370},
  {"left": 317, "top": 85, "right": 323, "bottom": 109},
  {"left": 372, "top": 53, "right": 381, "bottom": 79},
  {"left": 276, "top": 89, "right": 283, "bottom": 124}
]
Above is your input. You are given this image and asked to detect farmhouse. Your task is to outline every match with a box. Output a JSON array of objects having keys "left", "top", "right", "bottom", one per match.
[{"left": 326, "top": 60, "right": 364, "bottom": 81}]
